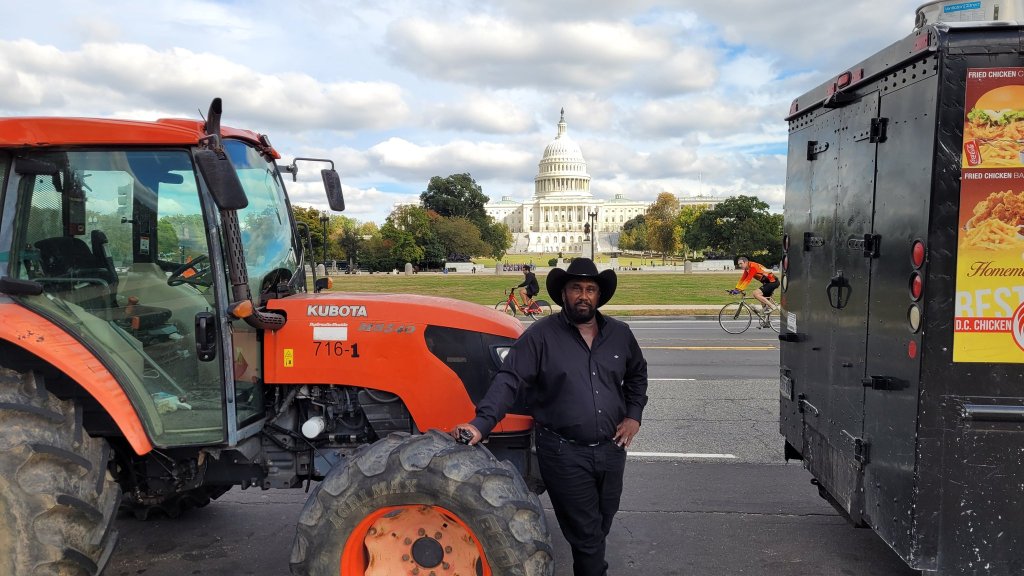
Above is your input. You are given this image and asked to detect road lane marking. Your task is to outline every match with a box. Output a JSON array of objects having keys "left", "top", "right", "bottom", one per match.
[
  {"left": 646, "top": 346, "right": 777, "bottom": 351},
  {"left": 649, "top": 378, "right": 697, "bottom": 382},
  {"left": 627, "top": 452, "right": 737, "bottom": 459}
]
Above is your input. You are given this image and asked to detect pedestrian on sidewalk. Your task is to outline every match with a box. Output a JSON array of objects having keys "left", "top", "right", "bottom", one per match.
[{"left": 453, "top": 257, "right": 649, "bottom": 576}]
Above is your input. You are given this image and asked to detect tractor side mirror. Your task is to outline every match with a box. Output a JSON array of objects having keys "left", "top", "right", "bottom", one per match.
[
  {"left": 322, "top": 169, "right": 345, "bottom": 212},
  {"left": 195, "top": 149, "right": 248, "bottom": 211}
]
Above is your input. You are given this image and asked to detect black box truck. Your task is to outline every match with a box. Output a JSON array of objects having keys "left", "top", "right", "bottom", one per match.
[{"left": 780, "top": 2, "right": 1024, "bottom": 574}]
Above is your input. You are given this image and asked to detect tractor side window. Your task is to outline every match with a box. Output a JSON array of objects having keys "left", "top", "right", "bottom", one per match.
[{"left": 9, "top": 150, "right": 228, "bottom": 447}]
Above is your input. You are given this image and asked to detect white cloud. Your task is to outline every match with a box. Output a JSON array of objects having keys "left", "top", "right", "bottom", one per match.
[
  {"left": 367, "top": 137, "right": 535, "bottom": 181},
  {"left": 0, "top": 40, "right": 410, "bottom": 133},
  {"left": 386, "top": 15, "right": 717, "bottom": 95},
  {"left": 427, "top": 94, "right": 538, "bottom": 134},
  {"left": 627, "top": 97, "right": 774, "bottom": 138}
]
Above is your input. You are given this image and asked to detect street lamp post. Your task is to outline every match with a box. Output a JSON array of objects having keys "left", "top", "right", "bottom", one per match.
[
  {"left": 587, "top": 211, "right": 598, "bottom": 259},
  {"left": 320, "top": 215, "right": 330, "bottom": 271}
]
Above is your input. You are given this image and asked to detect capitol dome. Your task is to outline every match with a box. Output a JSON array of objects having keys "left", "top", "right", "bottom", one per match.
[{"left": 535, "top": 109, "right": 591, "bottom": 198}]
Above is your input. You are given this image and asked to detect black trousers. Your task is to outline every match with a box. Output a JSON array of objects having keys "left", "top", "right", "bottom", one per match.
[{"left": 535, "top": 427, "right": 627, "bottom": 576}]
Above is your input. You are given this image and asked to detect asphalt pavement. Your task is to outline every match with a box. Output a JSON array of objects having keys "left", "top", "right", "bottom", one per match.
[{"left": 105, "top": 317, "right": 922, "bottom": 576}]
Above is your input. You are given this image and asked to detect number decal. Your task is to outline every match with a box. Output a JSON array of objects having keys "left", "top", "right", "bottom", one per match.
[{"left": 313, "top": 341, "right": 361, "bottom": 358}]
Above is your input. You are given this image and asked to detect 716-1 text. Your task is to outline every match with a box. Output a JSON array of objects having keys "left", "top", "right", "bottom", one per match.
[{"left": 313, "top": 341, "right": 361, "bottom": 358}]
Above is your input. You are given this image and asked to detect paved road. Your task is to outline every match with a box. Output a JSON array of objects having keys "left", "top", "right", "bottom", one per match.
[{"left": 106, "top": 318, "right": 920, "bottom": 576}]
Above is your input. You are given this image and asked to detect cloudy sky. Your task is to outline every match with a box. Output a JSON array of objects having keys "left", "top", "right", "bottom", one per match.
[{"left": 1, "top": 1, "right": 924, "bottom": 223}]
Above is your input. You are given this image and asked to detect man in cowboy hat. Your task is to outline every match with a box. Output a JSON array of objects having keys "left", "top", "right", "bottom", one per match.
[{"left": 453, "top": 257, "right": 649, "bottom": 576}]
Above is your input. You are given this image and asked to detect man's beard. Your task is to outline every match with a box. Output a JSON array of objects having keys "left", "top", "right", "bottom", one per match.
[{"left": 565, "top": 300, "right": 596, "bottom": 323}]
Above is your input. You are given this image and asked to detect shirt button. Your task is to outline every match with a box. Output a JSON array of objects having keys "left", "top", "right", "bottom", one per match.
[
  {"left": 592, "top": 372, "right": 597, "bottom": 375},
  {"left": 598, "top": 409, "right": 602, "bottom": 413},
  {"left": 595, "top": 390, "right": 599, "bottom": 394}
]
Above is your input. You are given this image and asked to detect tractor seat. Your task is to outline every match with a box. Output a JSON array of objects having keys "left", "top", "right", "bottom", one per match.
[
  {"left": 33, "top": 236, "right": 117, "bottom": 309},
  {"left": 34, "top": 236, "right": 117, "bottom": 285}
]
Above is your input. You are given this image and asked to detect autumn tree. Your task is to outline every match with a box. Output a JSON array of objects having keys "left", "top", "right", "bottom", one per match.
[{"left": 645, "top": 192, "right": 681, "bottom": 262}]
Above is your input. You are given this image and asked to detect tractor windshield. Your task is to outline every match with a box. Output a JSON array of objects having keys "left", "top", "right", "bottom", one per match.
[{"left": 223, "top": 139, "right": 298, "bottom": 293}]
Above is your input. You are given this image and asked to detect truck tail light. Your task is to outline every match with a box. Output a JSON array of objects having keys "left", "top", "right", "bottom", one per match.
[
  {"left": 908, "top": 240, "right": 925, "bottom": 333},
  {"left": 912, "top": 240, "right": 925, "bottom": 268},
  {"left": 782, "top": 234, "right": 790, "bottom": 294},
  {"left": 909, "top": 272, "right": 923, "bottom": 301}
]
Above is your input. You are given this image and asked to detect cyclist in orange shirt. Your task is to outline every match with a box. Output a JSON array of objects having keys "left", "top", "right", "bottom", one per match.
[{"left": 729, "top": 256, "right": 779, "bottom": 311}]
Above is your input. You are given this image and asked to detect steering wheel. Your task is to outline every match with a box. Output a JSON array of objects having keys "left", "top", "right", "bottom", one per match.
[{"left": 167, "top": 254, "right": 212, "bottom": 287}]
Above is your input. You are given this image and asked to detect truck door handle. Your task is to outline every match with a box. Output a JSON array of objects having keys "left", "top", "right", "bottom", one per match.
[
  {"left": 826, "top": 273, "right": 851, "bottom": 310},
  {"left": 195, "top": 311, "right": 217, "bottom": 362}
]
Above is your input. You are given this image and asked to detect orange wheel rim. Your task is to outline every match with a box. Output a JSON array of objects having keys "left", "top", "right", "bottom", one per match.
[{"left": 341, "top": 505, "right": 491, "bottom": 576}]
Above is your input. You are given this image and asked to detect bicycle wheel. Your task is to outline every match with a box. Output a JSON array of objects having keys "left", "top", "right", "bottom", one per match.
[
  {"left": 495, "top": 301, "right": 516, "bottom": 316},
  {"left": 767, "top": 308, "right": 782, "bottom": 333},
  {"left": 527, "top": 300, "right": 553, "bottom": 319},
  {"left": 718, "top": 302, "right": 752, "bottom": 334}
]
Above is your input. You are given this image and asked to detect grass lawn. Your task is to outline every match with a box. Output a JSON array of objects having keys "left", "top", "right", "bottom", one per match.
[{"left": 324, "top": 271, "right": 735, "bottom": 306}]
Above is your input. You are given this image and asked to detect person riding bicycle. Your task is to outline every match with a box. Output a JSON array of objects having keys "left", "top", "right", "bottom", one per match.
[
  {"left": 729, "top": 256, "right": 779, "bottom": 312},
  {"left": 517, "top": 264, "right": 540, "bottom": 308}
]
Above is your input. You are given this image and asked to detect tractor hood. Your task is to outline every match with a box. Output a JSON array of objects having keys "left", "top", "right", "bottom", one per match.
[{"left": 260, "top": 292, "right": 527, "bottom": 433}]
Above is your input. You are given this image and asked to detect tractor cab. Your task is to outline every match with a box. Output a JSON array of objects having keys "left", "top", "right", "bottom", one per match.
[{"left": 1, "top": 116, "right": 336, "bottom": 447}]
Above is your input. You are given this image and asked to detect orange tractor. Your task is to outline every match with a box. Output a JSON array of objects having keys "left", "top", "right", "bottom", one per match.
[{"left": 0, "top": 100, "right": 552, "bottom": 575}]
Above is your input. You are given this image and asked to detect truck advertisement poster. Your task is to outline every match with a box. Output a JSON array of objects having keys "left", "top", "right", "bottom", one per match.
[{"left": 956, "top": 67, "right": 1024, "bottom": 362}]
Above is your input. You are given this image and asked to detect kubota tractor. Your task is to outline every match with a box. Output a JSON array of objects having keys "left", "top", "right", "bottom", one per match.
[{"left": 0, "top": 99, "right": 552, "bottom": 575}]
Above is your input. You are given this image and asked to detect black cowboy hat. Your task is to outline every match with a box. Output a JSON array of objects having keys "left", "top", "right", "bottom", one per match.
[{"left": 545, "top": 258, "right": 617, "bottom": 308}]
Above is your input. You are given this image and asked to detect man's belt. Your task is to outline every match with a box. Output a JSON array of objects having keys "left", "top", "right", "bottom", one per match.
[{"left": 538, "top": 425, "right": 606, "bottom": 447}]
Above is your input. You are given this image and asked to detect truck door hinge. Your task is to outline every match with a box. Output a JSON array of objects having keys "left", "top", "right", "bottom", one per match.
[
  {"left": 861, "top": 375, "right": 908, "bottom": 391},
  {"left": 807, "top": 141, "right": 830, "bottom": 161},
  {"left": 842, "top": 430, "right": 870, "bottom": 466},
  {"left": 862, "top": 233, "right": 881, "bottom": 258},
  {"left": 870, "top": 117, "right": 889, "bottom": 143},
  {"left": 803, "top": 231, "right": 824, "bottom": 251}
]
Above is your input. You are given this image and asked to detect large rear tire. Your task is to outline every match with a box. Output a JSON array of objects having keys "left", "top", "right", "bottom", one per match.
[
  {"left": 290, "top": 430, "right": 553, "bottom": 576},
  {"left": 0, "top": 366, "right": 121, "bottom": 576}
]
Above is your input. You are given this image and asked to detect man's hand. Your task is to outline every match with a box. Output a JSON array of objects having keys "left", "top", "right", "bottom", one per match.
[
  {"left": 451, "top": 424, "right": 482, "bottom": 446},
  {"left": 613, "top": 418, "right": 640, "bottom": 449}
]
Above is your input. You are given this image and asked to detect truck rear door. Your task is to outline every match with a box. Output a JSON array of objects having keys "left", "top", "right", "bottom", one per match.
[{"left": 783, "top": 92, "right": 881, "bottom": 524}]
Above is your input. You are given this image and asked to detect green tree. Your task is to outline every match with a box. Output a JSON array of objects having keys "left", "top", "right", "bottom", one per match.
[
  {"left": 618, "top": 215, "right": 648, "bottom": 251},
  {"left": 434, "top": 217, "right": 490, "bottom": 261},
  {"left": 291, "top": 206, "right": 332, "bottom": 261},
  {"left": 676, "top": 204, "right": 709, "bottom": 259},
  {"left": 481, "top": 221, "right": 513, "bottom": 260},
  {"left": 685, "top": 195, "right": 782, "bottom": 263},
  {"left": 156, "top": 219, "right": 179, "bottom": 260},
  {"left": 421, "top": 174, "right": 490, "bottom": 228}
]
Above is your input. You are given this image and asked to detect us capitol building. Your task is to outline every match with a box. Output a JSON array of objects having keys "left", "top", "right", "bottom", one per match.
[{"left": 485, "top": 109, "right": 648, "bottom": 255}]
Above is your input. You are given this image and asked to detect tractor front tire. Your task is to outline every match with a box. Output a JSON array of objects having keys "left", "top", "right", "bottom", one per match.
[
  {"left": 0, "top": 366, "right": 121, "bottom": 576},
  {"left": 290, "top": 429, "right": 553, "bottom": 576}
]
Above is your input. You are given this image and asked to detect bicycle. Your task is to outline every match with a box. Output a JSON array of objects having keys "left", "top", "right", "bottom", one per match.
[
  {"left": 718, "top": 291, "right": 781, "bottom": 334},
  {"left": 496, "top": 288, "right": 553, "bottom": 319}
]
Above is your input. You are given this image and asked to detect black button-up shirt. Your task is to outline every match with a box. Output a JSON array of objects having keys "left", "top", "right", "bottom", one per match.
[{"left": 470, "top": 310, "right": 648, "bottom": 444}]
